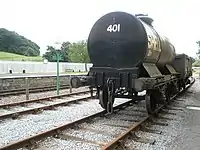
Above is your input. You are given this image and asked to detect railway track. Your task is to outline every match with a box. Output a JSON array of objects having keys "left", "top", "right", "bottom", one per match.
[
  {"left": 102, "top": 77, "right": 195, "bottom": 150},
  {"left": 0, "top": 85, "right": 71, "bottom": 97},
  {"left": 0, "top": 90, "right": 95, "bottom": 120},
  {"left": 0, "top": 77, "right": 194, "bottom": 150}
]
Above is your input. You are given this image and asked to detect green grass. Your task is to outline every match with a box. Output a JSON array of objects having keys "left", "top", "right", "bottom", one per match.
[{"left": 0, "top": 52, "right": 43, "bottom": 61}]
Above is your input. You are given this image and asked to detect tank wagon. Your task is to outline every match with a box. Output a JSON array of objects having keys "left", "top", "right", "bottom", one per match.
[{"left": 71, "top": 11, "right": 194, "bottom": 114}]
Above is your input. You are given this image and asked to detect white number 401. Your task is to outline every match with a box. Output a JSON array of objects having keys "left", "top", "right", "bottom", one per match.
[{"left": 107, "top": 24, "right": 120, "bottom": 32}]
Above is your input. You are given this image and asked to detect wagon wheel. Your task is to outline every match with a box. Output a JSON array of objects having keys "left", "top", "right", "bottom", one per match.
[
  {"left": 165, "top": 88, "right": 171, "bottom": 104},
  {"left": 177, "top": 81, "right": 181, "bottom": 91},
  {"left": 96, "top": 87, "right": 100, "bottom": 99},
  {"left": 99, "top": 87, "right": 115, "bottom": 113},
  {"left": 107, "top": 91, "right": 115, "bottom": 113},
  {"left": 182, "top": 82, "right": 186, "bottom": 90},
  {"left": 145, "top": 90, "right": 157, "bottom": 115},
  {"left": 106, "top": 80, "right": 115, "bottom": 113},
  {"left": 131, "top": 92, "right": 139, "bottom": 104},
  {"left": 99, "top": 87, "right": 108, "bottom": 109}
]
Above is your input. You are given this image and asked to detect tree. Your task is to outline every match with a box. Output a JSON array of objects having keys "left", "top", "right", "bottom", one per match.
[
  {"left": 42, "top": 46, "right": 57, "bottom": 62},
  {"left": 60, "top": 41, "right": 71, "bottom": 62},
  {"left": 42, "top": 41, "right": 71, "bottom": 62},
  {"left": 196, "top": 41, "right": 200, "bottom": 59},
  {"left": 43, "top": 40, "right": 90, "bottom": 63},
  {"left": 68, "top": 40, "right": 90, "bottom": 63},
  {"left": 0, "top": 28, "right": 40, "bottom": 56}
]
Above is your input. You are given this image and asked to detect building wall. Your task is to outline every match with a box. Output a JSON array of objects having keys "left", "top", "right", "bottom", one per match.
[{"left": 0, "top": 61, "right": 93, "bottom": 74}]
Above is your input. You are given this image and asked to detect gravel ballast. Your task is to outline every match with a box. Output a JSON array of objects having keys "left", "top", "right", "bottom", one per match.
[
  {"left": 34, "top": 101, "right": 147, "bottom": 150},
  {"left": 0, "top": 86, "right": 89, "bottom": 105},
  {"left": 0, "top": 93, "right": 91, "bottom": 116},
  {"left": 1, "top": 78, "right": 199, "bottom": 149},
  {"left": 0, "top": 97, "right": 128, "bottom": 147},
  {"left": 34, "top": 78, "right": 200, "bottom": 150}
]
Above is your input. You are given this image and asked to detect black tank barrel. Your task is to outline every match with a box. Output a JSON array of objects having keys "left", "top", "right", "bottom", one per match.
[{"left": 87, "top": 11, "right": 176, "bottom": 68}]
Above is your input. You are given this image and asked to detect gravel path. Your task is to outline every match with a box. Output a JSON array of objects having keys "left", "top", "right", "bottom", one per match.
[
  {"left": 0, "top": 97, "right": 128, "bottom": 147},
  {"left": 0, "top": 87, "right": 89, "bottom": 105}
]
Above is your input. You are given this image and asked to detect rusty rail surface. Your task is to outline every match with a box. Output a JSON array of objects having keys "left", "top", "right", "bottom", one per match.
[
  {"left": 0, "top": 96, "right": 91, "bottom": 120},
  {"left": 0, "top": 90, "right": 96, "bottom": 120},
  {"left": 101, "top": 77, "right": 195, "bottom": 150},
  {"left": 0, "top": 78, "right": 195, "bottom": 150},
  {"left": 0, "top": 100, "right": 134, "bottom": 150},
  {"left": 0, "top": 85, "right": 71, "bottom": 96},
  {"left": 0, "top": 90, "right": 93, "bottom": 108}
]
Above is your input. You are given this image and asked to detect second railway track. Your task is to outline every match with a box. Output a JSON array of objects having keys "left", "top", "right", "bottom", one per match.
[
  {"left": 0, "top": 90, "right": 95, "bottom": 120},
  {"left": 0, "top": 78, "right": 194, "bottom": 150},
  {"left": 0, "top": 85, "right": 71, "bottom": 97}
]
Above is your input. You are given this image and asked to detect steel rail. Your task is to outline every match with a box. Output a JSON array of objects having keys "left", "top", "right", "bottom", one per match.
[
  {"left": 0, "top": 85, "right": 70, "bottom": 96},
  {"left": 0, "top": 91, "right": 95, "bottom": 120},
  {"left": 0, "top": 96, "right": 92, "bottom": 120},
  {"left": 0, "top": 100, "right": 135, "bottom": 150},
  {"left": 101, "top": 77, "right": 195, "bottom": 150},
  {"left": 0, "top": 90, "right": 93, "bottom": 109},
  {"left": 0, "top": 77, "right": 195, "bottom": 150}
]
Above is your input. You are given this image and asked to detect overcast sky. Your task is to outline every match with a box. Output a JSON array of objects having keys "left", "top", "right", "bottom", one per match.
[{"left": 0, "top": 0, "right": 200, "bottom": 58}]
